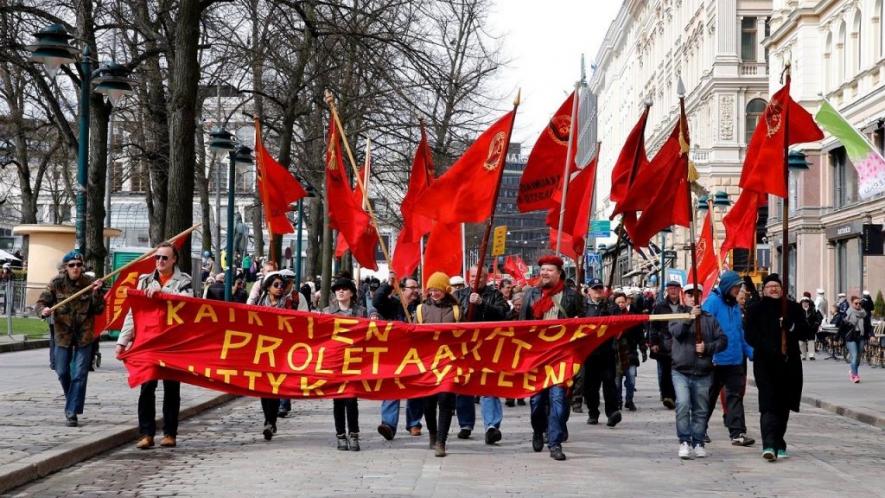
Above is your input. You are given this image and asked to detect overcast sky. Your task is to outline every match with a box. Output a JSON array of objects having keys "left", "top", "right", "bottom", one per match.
[{"left": 487, "top": 0, "right": 623, "bottom": 153}]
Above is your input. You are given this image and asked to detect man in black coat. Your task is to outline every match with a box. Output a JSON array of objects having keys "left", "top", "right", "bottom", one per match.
[
  {"left": 650, "top": 281, "right": 683, "bottom": 409},
  {"left": 744, "top": 273, "right": 809, "bottom": 462}
]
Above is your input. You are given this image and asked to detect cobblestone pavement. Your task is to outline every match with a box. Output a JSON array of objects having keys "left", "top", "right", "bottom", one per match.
[{"left": 7, "top": 367, "right": 885, "bottom": 498}]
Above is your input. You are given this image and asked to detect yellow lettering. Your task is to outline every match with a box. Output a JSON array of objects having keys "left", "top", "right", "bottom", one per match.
[
  {"left": 228, "top": 307, "right": 235, "bottom": 322},
  {"left": 247, "top": 311, "right": 264, "bottom": 327},
  {"left": 221, "top": 330, "right": 252, "bottom": 359},
  {"left": 365, "top": 347, "right": 388, "bottom": 375},
  {"left": 510, "top": 338, "right": 533, "bottom": 369},
  {"left": 485, "top": 326, "right": 515, "bottom": 341},
  {"left": 253, "top": 334, "right": 283, "bottom": 367},
  {"left": 543, "top": 362, "right": 567, "bottom": 388},
  {"left": 570, "top": 324, "right": 592, "bottom": 342},
  {"left": 360, "top": 379, "right": 383, "bottom": 392},
  {"left": 194, "top": 303, "right": 218, "bottom": 323},
  {"left": 300, "top": 377, "right": 326, "bottom": 396},
  {"left": 217, "top": 369, "right": 237, "bottom": 383},
  {"left": 342, "top": 347, "right": 364, "bottom": 375},
  {"left": 243, "top": 370, "right": 262, "bottom": 390},
  {"left": 492, "top": 337, "right": 506, "bottom": 364},
  {"left": 287, "top": 343, "right": 312, "bottom": 371},
  {"left": 394, "top": 348, "right": 426, "bottom": 375},
  {"left": 430, "top": 344, "right": 457, "bottom": 370},
  {"left": 307, "top": 316, "right": 314, "bottom": 339},
  {"left": 394, "top": 376, "right": 406, "bottom": 389},
  {"left": 332, "top": 318, "right": 360, "bottom": 344},
  {"left": 166, "top": 300, "right": 186, "bottom": 325},
  {"left": 267, "top": 373, "right": 287, "bottom": 395},
  {"left": 315, "top": 347, "right": 333, "bottom": 374},
  {"left": 596, "top": 324, "right": 609, "bottom": 338},
  {"left": 278, "top": 315, "right": 295, "bottom": 334},
  {"left": 337, "top": 381, "right": 349, "bottom": 394},
  {"left": 498, "top": 371, "right": 514, "bottom": 388},
  {"left": 432, "top": 365, "right": 452, "bottom": 385},
  {"left": 522, "top": 370, "right": 537, "bottom": 391},
  {"left": 539, "top": 324, "right": 566, "bottom": 342},
  {"left": 365, "top": 321, "right": 393, "bottom": 342},
  {"left": 479, "top": 367, "right": 494, "bottom": 385}
]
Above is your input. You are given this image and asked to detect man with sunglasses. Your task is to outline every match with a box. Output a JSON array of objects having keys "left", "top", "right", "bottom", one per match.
[
  {"left": 116, "top": 242, "right": 193, "bottom": 449},
  {"left": 36, "top": 251, "right": 105, "bottom": 427}
]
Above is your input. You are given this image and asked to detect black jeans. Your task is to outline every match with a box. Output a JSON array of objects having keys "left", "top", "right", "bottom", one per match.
[
  {"left": 706, "top": 363, "right": 748, "bottom": 438},
  {"left": 760, "top": 408, "right": 790, "bottom": 451},
  {"left": 423, "top": 393, "right": 456, "bottom": 444},
  {"left": 333, "top": 398, "right": 359, "bottom": 435},
  {"left": 656, "top": 357, "right": 676, "bottom": 401},
  {"left": 261, "top": 398, "right": 280, "bottom": 426},
  {"left": 138, "top": 380, "right": 180, "bottom": 437},
  {"left": 583, "top": 355, "right": 618, "bottom": 417}
]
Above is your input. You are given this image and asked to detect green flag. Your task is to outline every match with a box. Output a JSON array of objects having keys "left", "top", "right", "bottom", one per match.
[{"left": 815, "top": 100, "right": 885, "bottom": 199}]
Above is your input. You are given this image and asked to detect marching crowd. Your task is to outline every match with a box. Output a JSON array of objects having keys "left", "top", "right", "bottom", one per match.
[{"left": 34, "top": 245, "right": 875, "bottom": 464}]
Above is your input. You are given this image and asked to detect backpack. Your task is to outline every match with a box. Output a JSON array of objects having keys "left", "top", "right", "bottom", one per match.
[{"left": 416, "top": 303, "right": 460, "bottom": 324}]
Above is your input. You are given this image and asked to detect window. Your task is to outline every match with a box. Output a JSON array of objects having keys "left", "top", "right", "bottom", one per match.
[
  {"left": 741, "top": 17, "right": 757, "bottom": 61},
  {"left": 112, "top": 161, "right": 124, "bottom": 193},
  {"left": 825, "top": 32, "right": 833, "bottom": 90},
  {"left": 831, "top": 147, "right": 858, "bottom": 208},
  {"left": 129, "top": 163, "right": 147, "bottom": 193},
  {"left": 836, "top": 238, "right": 861, "bottom": 295},
  {"left": 877, "top": 0, "right": 884, "bottom": 59},
  {"left": 851, "top": 9, "right": 863, "bottom": 74},
  {"left": 838, "top": 21, "right": 847, "bottom": 83},
  {"left": 745, "top": 98, "right": 767, "bottom": 144}
]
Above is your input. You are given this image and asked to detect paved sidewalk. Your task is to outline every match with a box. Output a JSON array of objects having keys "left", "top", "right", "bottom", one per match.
[
  {"left": 0, "top": 343, "right": 233, "bottom": 493},
  {"left": 0, "top": 333, "right": 50, "bottom": 353}
]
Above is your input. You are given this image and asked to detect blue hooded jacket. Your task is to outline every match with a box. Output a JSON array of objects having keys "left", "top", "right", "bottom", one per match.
[{"left": 702, "top": 271, "right": 753, "bottom": 365}]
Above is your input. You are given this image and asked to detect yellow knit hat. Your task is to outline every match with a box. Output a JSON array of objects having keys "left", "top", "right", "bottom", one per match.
[{"left": 425, "top": 272, "right": 451, "bottom": 293}]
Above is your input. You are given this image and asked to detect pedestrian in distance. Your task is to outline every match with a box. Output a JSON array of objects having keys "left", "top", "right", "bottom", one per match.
[
  {"left": 36, "top": 250, "right": 104, "bottom": 428},
  {"left": 612, "top": 292, "right": 647, "bottom": 412},
  {"left": 799, "top": 296, "right": 822, "bottom": 360},
  {"left": 116, "top": 242, "right": 193, "bottom": 448},
  {"left": 581, "top": 278, "right": 620, "bottom": 426},
  {"left": 323, "top": 276, "right": 366, "bottom": 451},
  {"left": 843, "top": 296, "right": 870, "bottom": 383}
]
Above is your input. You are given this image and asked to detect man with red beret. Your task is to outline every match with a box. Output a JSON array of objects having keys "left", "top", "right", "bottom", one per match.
[{"left": 520, "top": 254, "right": 584, "bottom": 461}]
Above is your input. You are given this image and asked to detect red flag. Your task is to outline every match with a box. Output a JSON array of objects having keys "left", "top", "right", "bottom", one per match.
[
  {"left": 627, "top": 116, "right": 692, "bottom": 248},
  {"left": 518, "top": 92, "right": 575, "bottom": 212},
  {"left": 720, "top": 189, "right": 766, "bottom": 252},
  {"left": 414, "top": 111, "right": 515, "bottom": 224},
  {"left": 609, "top": 106, "right": 651, "bottom": 218},
  {"left": 93, "top": 234, "right": 190, "bottom": 335},
  {"left": 739, "top": 80, "right": 823, "bottom": 197},
  {"left": 391, "top": 126, "right": 436, "bottom": 276},
  {"left": 325, "top": 120, "right": 379, "bottom": 270},
  {"left": 255, "top": 121, "right": 307, "bottom": 235},
  {"left": 546, "top": 150, "right": 598, "bottom": 258},
  {"left": 689, "top": 210, "right": 717, "bottom": 287},
  {"left": 422, "top": 222, "right": 463, "bottom": 286},
  {"left": 335, "top": 165, "right": 370, "bottom": 259},
  {"left": 502, "top": 255, "right": 528, "bottom": 286}
]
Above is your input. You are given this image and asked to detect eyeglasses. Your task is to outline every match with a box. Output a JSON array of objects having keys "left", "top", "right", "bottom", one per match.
[
  {"left": 154, "top": 255, "right": 170, "bottom": 261},
  {"left": 271, "top": 281, "right": 285, "bottom": 289},
  {"left": 404, "top": 286, "right": 419, "bottom": 290},
  {"left": 763, "top": 284, "right": 781, "bottom": 290},
  {"left": 66, "top": 262, "right": 83, "bottom": 268}
]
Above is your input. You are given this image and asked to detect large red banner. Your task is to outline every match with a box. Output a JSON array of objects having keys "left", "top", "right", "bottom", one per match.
[{"left": 120, "top": 291, "right": 649, "bottom": 399}]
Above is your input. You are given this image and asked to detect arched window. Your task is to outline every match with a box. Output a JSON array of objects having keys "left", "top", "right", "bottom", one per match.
[
  {"left": 851, "top": 9, "right": 863, "bottom": 74},
  {"left": 745, "top": 98, "right": 767, "bottom": 144},
  {"left": 876, "top": 0, "right": 883, "bottom": 59},
  {"left": 825, "top": 31, "right": 833, "bottom": 90},
  {"left": 838, "top": 21, "right": 847, "bottom": 83}
]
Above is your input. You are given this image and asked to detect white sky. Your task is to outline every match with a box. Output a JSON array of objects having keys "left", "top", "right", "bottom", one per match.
[{"left": 487, "top": 0, "right": 623, "bottom": 153}]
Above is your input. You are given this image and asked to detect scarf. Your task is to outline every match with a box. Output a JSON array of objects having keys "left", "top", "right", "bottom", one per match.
[{"left": 532, "top": 279, "right": 565, "bottom": 319}]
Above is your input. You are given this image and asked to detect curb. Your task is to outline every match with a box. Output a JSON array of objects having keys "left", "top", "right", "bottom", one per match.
[
  {"left": 0, "top": 339, "right": 50, "bottom": 353},
  {"left": 0, "top": 393, "right": 236, "bottom": 494},
  {"left": 747, "top": 378, "right": 885, "bottom": 430}
]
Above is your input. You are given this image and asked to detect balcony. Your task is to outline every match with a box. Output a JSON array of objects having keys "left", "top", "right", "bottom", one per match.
[{"left": 739, "top": 62, "right": 767, "bottom": 77}]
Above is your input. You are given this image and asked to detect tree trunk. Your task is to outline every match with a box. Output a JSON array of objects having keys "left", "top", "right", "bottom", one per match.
[
  {"left": 194, "top": 98, "right": 212, "bottom": 254},
  {"left": 249, "top": 0, "right": 265, "bottom": 260},
  {"left": 85, "top": 97, "right": 111, "bottom": 273},
  {"left": 320, "top": 197, "right": 331, "bottom": 308},
  {"left": 305, "top": 197, "right": 321, "bottom": 283}
]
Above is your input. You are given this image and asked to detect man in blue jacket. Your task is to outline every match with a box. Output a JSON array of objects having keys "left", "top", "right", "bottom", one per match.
[{"left": 701, "top": 271, "right": 756, "bottom": 447}]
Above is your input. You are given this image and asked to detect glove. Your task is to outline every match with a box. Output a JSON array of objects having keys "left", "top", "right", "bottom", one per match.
[{"left": 641, "top": 351, "right": 648, "bottom": 363}]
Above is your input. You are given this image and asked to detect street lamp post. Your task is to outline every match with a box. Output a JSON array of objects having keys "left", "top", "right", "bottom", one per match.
[{"left": 224, "top": 146, "right": 253, "bottom": 301}]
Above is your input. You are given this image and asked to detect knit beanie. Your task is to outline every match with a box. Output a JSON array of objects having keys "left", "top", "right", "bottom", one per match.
[{"left": 425, "top": 272, "right": 451, "bottom": 292}]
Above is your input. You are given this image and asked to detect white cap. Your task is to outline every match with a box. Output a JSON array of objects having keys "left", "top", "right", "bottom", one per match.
[
  {"left": 449, "top": 276, "right": 465, "bottom": 286},
  {"left": 837, "top": 292, "right": 846, "bottom": 298},
  {"left": 816, "top": 288, "right": 824, "bottom": 294},
  {"left": 683, "top": 283, "right": 702, "bottom": 293},
  {"left": 863, "top": 290, "right": 870, "bottom": 296}
]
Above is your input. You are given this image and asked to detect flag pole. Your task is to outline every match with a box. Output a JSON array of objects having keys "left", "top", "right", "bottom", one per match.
[
  {"left": 555, "top": 82, "right": 581, "bottom": 256},
  {"left": 677, "top": 76, "right": 703, "bottom": 349},
  {"left": 708, "top": 198, "right": 723, "bottom": 273},
  {"left": 467, "top": 90, "right": 521, "bottom": 321},
  {"left": 780, "top": 64, "right": 792, "bottom": 356},
  {"left": 324, "top": 90, "right": 411, "bottom": 321},
  {"left": 461, "top": 223, "right": 467, "bottom": 277},
  {"left": 49, "top": 224, "right": 201, "bottom": 312}
]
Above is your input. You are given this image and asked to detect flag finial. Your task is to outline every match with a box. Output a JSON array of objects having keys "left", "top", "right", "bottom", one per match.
[
  {"left": 514, "top": 88, "right": 522, "bottom": 106},
  {"left": 677, "top": 76, "right": 686, "bottom": 98}
]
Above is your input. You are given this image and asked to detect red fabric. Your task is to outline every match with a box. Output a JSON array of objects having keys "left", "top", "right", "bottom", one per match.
[
  {"left": 414, "top": 111, "right": 515, "bottom": 224},
  {"left": 421, "top": 222, "right": 463, "bottom": 286},
  {"left": 518, "top": 92, "right": 576, "bottom": 212},
  {"left": 531, "top": 279, "right": 565, "bottom": 319},
  {"left": 255, "top": 122, "right": 307, "bottom": 235},
  {"left": 392, "top": 126, "right": 436, "bottom": 276},
  {"left": 93, "top": 235, "right": 189, "bottom": 334},
  {"left": 548, "top": 228, "right": 578, "bottom": 260},
  {"left": 609, "top": 107, "right": 650, "bottom": 218},
  {"left": 502, "top": 255, "right": 528, "bottom": 286},
  {"left": 545, "top": 151, "right": 598, "bottom": 259},
  {"left": 325, "top": 120, "right": 379, "bottom": 270},
  {"left": 120, "top": 291, "right": 649, "bottom": 399},
  {"left": 689, "top": 210, "right": 718, "bottom": 288},
  {"left": 335, "top": 166, "right": 371, "bottom": 259},
  {"left": 740, "top": 80, "right": 823, "bottom": 198},
  {"left": 720, "top": 189, "right": 766, "bottom": 252},
  {"left": 627, "top": 117, "right": 692, "bottom": 248}
]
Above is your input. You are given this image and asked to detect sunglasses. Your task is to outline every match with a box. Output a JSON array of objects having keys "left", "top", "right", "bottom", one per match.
[
  {"left": 154, "top": 255, "right": 170, "bottom": 261},
  {"left": 271, "top": 281, "right": 286, "bottom": 289},
  {"left": 66, "top": 262, "right": 83, "bottom": 268}
]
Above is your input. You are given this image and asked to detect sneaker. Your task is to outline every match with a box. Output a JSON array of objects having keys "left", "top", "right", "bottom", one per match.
[
  {"left": 277, "top": 409, "right": 289, "bottom": 418},
  {"left": 662, "top": 398, "right": 676, "bottom": 410},
  {"left": 571, "top": 402, "right": 583, "bottom": 413},
  {"left": 160, "top": 435, "right": 176, "bottom": 448},
  {"left": 409, "top": 426, "right": 422, "bottom": 437},
  {"left": 517, "top": 399, "right": 526, "bottom": 406},
  {"left": 434, "top": 442, "right": 446, "bottom": 457},
  {"left": 532, "top": 432, "right": 544, "bottom": 452},
  {"left": 678, "top": 442, "right": 692, "bottom": 459},
  {"left": 587, "top": 415, "right": 599, "bottom": 425},
  {"left": 852, "top": 374, "right": 861, "bottom": 384},
  {"left": 65, "top": 413, "right": 78, "bottom": 427},
  {"left": 505, "top": 398, "right": 516, "bottom": 407},
  {"left": 776, "top": 449, "right": 788, "bottom": 459},
  {"left": 731, "top": 434, "right": 755, "bottom": 446},
  {"left": 703, "top": 433, "right": 711, "bottom": 444},
  {"left": 606, "top": 411, "right": 622, "bottom": 428},
  {"left": 549, "top": 445, "right": 566, "bottom": 461},
  {"left": 485, "top": 427, "right": 502, "bottom": 445},
  {"left": 136, "top": 435, "right": 154, "bottom": 449},
  {"left": 336, "top": 434, "right": 349, "bottom": 450},
  {"left": 809, "top": 356, "right": 815, "bottom": 361},
  {"left": 377, "top": 423, "right": 394, "bottom": 441},
  {"left": 693, "top": 444, "right": 706, "bottom": 458},
  {"left": 762, "top": 448, "right": 777, "bottom": 461},
  {"left": 457, "top": 428, "right": 471, "bottom": 439},
  {"left": 349, "top": 433, "right": 360, "bottom": 452},
  {"left": 625, "top": 400, "right": 636, "bottom": 411},
  {"left": 428, "top": 431, "right": 437, "bottom": 449},
  {"left": 263, "top": 424, "right": 274, "bottom": 441}
]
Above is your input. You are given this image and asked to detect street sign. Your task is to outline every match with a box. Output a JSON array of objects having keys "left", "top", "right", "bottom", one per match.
[
  {"left": 590, "top": 220, "right": 611, "bottom": 238},
  {"left": 492, "top": 225, "right": 507, "bottom": 256},
  {"left": 663, "top": 250, "right": 677, "bottom": 260},
  {"left": 863, "top": 224, "right": 883, "bottom": 256},
  {"left": 665, "top": 268, "right": 687, "bottom": 286}
]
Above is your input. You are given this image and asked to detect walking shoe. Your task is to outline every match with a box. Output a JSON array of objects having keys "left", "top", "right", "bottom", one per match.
[
  {"left": 731, "top": 434, "right": 755, "bottom": 446},
  {"left": 762, "top": 448, "right": 777, "bottom": 461},
  {"left": 136, "top": 436, "right": 154, "bottom": 449},
  {"left": 457, "top": 428, "right": 471, "bottom": 439},
  {"left": 809, "top": 356, "right": 816, "bottom": 360},
  {"left": 571, "top": 402, "right": 583, "bottom": 414},
  {"left": 434, "top": 442, "right": 446, "bottom": 457},
  {"left": 776, "top": 449, "right": 788, "bottom": 459},
  {"left": 485, "top": 427, "right": 502, "bottom": 445},
  {"left": 606, "top": 411, "right": 622, "bottom": 428},
  {"left": 531, "top": 432, "right": 544, "bottom": 452},
  {"left": 662, "top": 398, "right": 676, "bottom": 409},
  {"left": 517, "top": 399, "right": 526, "bottom": 406},
  {"left": 505, "top": 398, "right": 516, "bottom": 407},
  {"left": 678, "top": 442, "right": 692, "bottom": 460},
  {"left": 277, "top": 409, "right": 289, "bottom": 418},
  {"left": 409, "top": 426, "right": 422, "bottom": 436},
  {"left": 349, "top": 433, "right": 360, "bottom": 452},
  {"left": 693, "top": 444, "right": 706, "bottom": 458},
  {"left": 336, "top": 434, "right": 349, "bottom": 451},
  {"left": 428, "top": 431, "right": 437, "bottom": 449},
  {"left": 65, "top": 413, "right": 78, "bottom": 427},
  {"left": 587, "top": 414, "right": 599, "bottom": 425},
  {"left": 852, "top": 374, "right": 861, "bottom": 384},
  {"left": 263, "top": 424, "right": 274, "bottom": 441},
  {"left": 160, "top": 435, "right": 176, "bottom": 447},
  {"left": 377, "top": 423, "right": 394, "bottom": 441},
  {"left": 625, "top": 400, "right": 637, "bottom": 411},
  {"left": 703, "top": 433, "right": 711, "bottom": 444},
  {"left": 549, "top": 445, "right": 566, "bottom": 461}
]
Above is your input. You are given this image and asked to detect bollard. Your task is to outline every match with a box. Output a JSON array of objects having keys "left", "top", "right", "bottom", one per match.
[{"left": 5, "top": 278, "right": 12, "bottom": 340}]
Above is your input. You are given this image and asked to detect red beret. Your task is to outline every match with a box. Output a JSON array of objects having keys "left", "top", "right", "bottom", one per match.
[{"left": 537, "top": 254, "right": 564, "bottom": 268}]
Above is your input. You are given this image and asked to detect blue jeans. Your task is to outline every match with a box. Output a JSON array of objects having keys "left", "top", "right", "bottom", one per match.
[
  {"left": 54, "top": 345, "right": 92, "bottom": 416},
  {"left": 672, "top": 370, "right": 712, "bottom": 446},
  {"left": 847, "top": 340, "right": 865, "bottom": 376},
  {"left": 617, "top": 365, "right": 637, "bottom": 405},
  {"left": 279, "top": 399, "right": 291, "bottom": 412},
  {"left": 380, "top": 399, "right": 425, "bottom": 434},
  {"left": 456, "top": 395, "right": 503, "bottom": 431},
  {"left": 530, "top": 386, "right": 568, "bottom": 448}
]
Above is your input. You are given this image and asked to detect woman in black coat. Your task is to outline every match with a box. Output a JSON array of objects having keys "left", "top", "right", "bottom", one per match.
[{"left": 743, "top": 274, "right": 809, "bottom": 462}]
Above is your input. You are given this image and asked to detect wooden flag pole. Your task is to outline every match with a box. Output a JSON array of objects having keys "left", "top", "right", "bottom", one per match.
[
  {"left": 324, "top": 90, "right": 411, "bottom": 322},
  {"left": 780, "top": 64, "right": 792, "bottom": 356},
  {"left": 467, "top": 90, "right": 521, "bottom": 321},
  {"left": 49, "top": 224, "right": 201, "bottom": 312},
  {"left": 708, "top": 198, "right": 723, "bottom": 273},
  {"left": 555, "top": 82, "right": 581, "bottom": 256}
]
